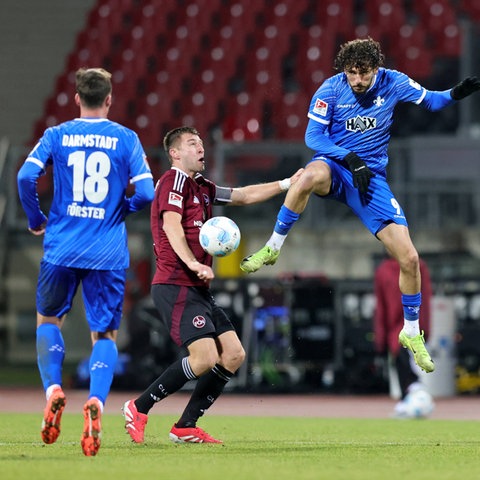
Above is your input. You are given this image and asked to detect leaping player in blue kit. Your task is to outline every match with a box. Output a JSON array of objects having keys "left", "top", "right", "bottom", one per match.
[
  {"left": 241, "top": 37, "right": 480, "bottom": 373},
  {"left": 17, "top": 68, "right": 154, "bottom": 456}
]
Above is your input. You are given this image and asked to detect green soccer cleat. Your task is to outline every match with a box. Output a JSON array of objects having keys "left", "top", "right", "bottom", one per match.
[
  {"left": 399, "top": 330, "right": 435, "bottom": 373},
  {"left": 240, "top": 246, "right": 280, "bottom": 273}
]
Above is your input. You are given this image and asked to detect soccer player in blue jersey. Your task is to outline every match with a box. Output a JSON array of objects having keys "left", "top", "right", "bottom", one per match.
[
  {"left": 241, "top": 37, "right": 480, "bottom": 373},
  {"left": 17, "top": 67, "right": 155, "bottom": 456}
]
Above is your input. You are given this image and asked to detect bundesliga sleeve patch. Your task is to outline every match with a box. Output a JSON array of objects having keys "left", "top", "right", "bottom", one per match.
[
  {"left": 313, "top": 98, "right": 328, "bottom": 116},
  {"left": 168, "top": 191, "right": 183, "bottom": 208}
]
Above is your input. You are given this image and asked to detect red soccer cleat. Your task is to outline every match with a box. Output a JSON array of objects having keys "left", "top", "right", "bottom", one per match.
[
  {"left": 122, "top": 399, "right": 148, "bottom": 443},
  {"left": 41, "top": 387, "right": 67, "bottom": 444},
  {"left": 169, "top": 424, "right": 223, "bottom": 444},
  {"left": 81, "top": 397, "right": 102, "bottom": 456}
]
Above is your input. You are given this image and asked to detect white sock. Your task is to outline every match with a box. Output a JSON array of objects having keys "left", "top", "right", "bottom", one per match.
[
  {"left": 46, "top": 383, "right": 61, "bottom": 400},
  {"left": 266, "top": 232, "right": 287, "bottom": 250},
  {"left": 403, "top": 319, "right": 420, "bottom": 337}
]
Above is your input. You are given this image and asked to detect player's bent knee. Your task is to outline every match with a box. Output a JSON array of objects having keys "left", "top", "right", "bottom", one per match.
[
  {"left": 401, "top": 250, "right": 419, "bottom": 274},
  {"left": 297, "top": 167, "right": 330, "bottom": 195},
  {"left": 190, "top": 356, "right": 218, "bottom": 376},
  {"left": 222, "top": 345, "right": 246, "bottom": 372}
]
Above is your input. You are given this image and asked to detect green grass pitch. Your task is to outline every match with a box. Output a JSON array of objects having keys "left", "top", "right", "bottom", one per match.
[{"left": 1, "top": 413, "right": 478, "bottom": 480}]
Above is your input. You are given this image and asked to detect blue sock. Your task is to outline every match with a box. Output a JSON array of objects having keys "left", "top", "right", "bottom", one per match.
[
  {"left": 402, "top": 292, "right": 422, "bottom": 320},
  {"left": 36, "top": 323, "right": 65, "bottom": 391},
  {"left": 89, "top": 338, "right": 118, "bottom": 405},
  {"left": 274, "top": 205, "right": 300, "bottom": 235}
]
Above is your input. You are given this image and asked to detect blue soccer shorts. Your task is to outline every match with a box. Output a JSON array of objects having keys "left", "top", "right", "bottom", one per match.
[
  {"left": 36, "top": 260, "right": 126, "bottom": 332},
  {"left": 315, "top": 157, "right": 408, "bottom": 236}
]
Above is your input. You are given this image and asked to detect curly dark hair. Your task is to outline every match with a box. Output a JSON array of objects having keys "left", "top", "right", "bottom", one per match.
[{"left": 334, "top": 37, "right": 385, "bottom": 72}]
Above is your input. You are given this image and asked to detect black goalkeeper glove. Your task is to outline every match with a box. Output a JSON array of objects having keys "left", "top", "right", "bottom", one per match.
[
  {"left": 450, "top": 76, "right": 480, "bottom": 100},
  {"left": 344, "top": 152, "right": 374, "bottom": 194}
]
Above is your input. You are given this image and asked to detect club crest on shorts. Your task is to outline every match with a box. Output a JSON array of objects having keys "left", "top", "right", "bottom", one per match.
[{"left": 192, "top": 315, "right": 206, "bottom": 328}]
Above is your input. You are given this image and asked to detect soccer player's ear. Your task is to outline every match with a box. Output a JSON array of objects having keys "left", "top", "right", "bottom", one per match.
[{"left": 450, "top": 76, "right": 480, "bottom": 100}]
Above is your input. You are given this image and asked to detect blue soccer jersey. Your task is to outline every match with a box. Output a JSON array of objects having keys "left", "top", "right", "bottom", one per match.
[
  {"left": 18, "top": 118, "right": 154, "bottom": 270},
  {"left": 306, "top": 68, "right": 454, "bottom": 175}
]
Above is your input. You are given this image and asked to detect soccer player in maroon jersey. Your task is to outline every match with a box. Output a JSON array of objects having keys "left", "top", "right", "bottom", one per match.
[
  {"left": 374, "top": 254, "right": 434, "bottom": 417},
  {"left": 123, "top": 126, "right": 303, "bottom": 443}
]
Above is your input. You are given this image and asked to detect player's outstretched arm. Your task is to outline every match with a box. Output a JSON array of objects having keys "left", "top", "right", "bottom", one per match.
[{"left": 230, "top": 168, "right": 304, "bottom": 206}]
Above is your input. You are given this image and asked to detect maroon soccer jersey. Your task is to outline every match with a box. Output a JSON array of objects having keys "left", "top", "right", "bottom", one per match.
[
  {"left": 151, "top": 168, "right": 216, "bottom": 286},
  {"left": 374, "top": 257, "right": 431, "bottom": 355}
]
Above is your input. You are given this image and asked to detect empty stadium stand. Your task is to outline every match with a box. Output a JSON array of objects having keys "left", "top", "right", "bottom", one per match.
[{"left": 30, "top": 0, "right": 479, "bottom": 148}]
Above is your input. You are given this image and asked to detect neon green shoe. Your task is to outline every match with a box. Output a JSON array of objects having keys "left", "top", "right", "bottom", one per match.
[
  {"left": 240, "top": 246, "right": 280, "bottom": 273},
  {"left": 399, "top": 330, "right": 435, "bottom": 373}
]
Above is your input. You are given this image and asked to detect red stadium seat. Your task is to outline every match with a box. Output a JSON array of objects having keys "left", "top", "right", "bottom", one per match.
[
  {"left": 134, "top": 90, "right": 173, "bottom": 145},
  {"left": 135, "top": 78, "right": 180, "bottom": 140},
  {"left": 390, "top": 25, "right": 433, "bottom": 79},
  {"left": 354, "top": 23, "right": 385, "bottom": 43},
  {"left": 203, "top": 44, "right": 238, "bottom": 81},
  {"left": 270, "top": 91, "right": 310, "bottom": 140},
  {"left": 459, "top": 0, "right": 480, "bottom": 22},
  {"left": 251, "top": 23, "right": 292, "bottom": 60},
  {"left": 149, "top": 40, "right": 196, "bottom": 86},
  {"left": 35, "top": 0, "right": 470, "bottom": 147},
  {"left": 86, "top": 0, "right": 128, "bottom": 32},
  {"left": 295, "top": 25, "right": 336, "bottom": 93},
  {"left": 178, "top": 0, "right": 218, "bottom": 44},
  {"left": 221, "top": 92, "right": 264, "bottom": 142},
  {"left": 413, "top": 0, "right": 456, "bottom": 31},
  {"left": 215, "top": 1, "right": 262, "bottom": 39},
  {"left": 66, "top": 48, "right": 107, "bottom": 74},
  {"left": 178, "top": 90, "right": 220, "bottom": 136},
  {"left": 109, "top": 49, "right": 144, "bottom": 99},
  {"left": 143, "top": 70, "right": 183, "bottom": 102},
  {"left": 244, "top": 35, "right": 285, "bottom": 102},
  {"left": 432, "top": 22, "right": 462, "bottom": 58},
  {"left": 115, "top": 25, "right": 157, "bottom": 60},
  {"left": 73, "top": 29, "right": 111, "bottom": 63},
  {"left": 364, "top": 0, "right": 406, "bottom": 36},
  {"left": 262, "top": 0, "right": 310, "bottom": 32},
  {"left": 411, "top": 0, "right": 462, "bottom": 56},
  {"left": 134, "top": 117, "right": 162, "bottom": 149},
  {"left": 312, "top": 0, "right": 355, "bottom": 37}
]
